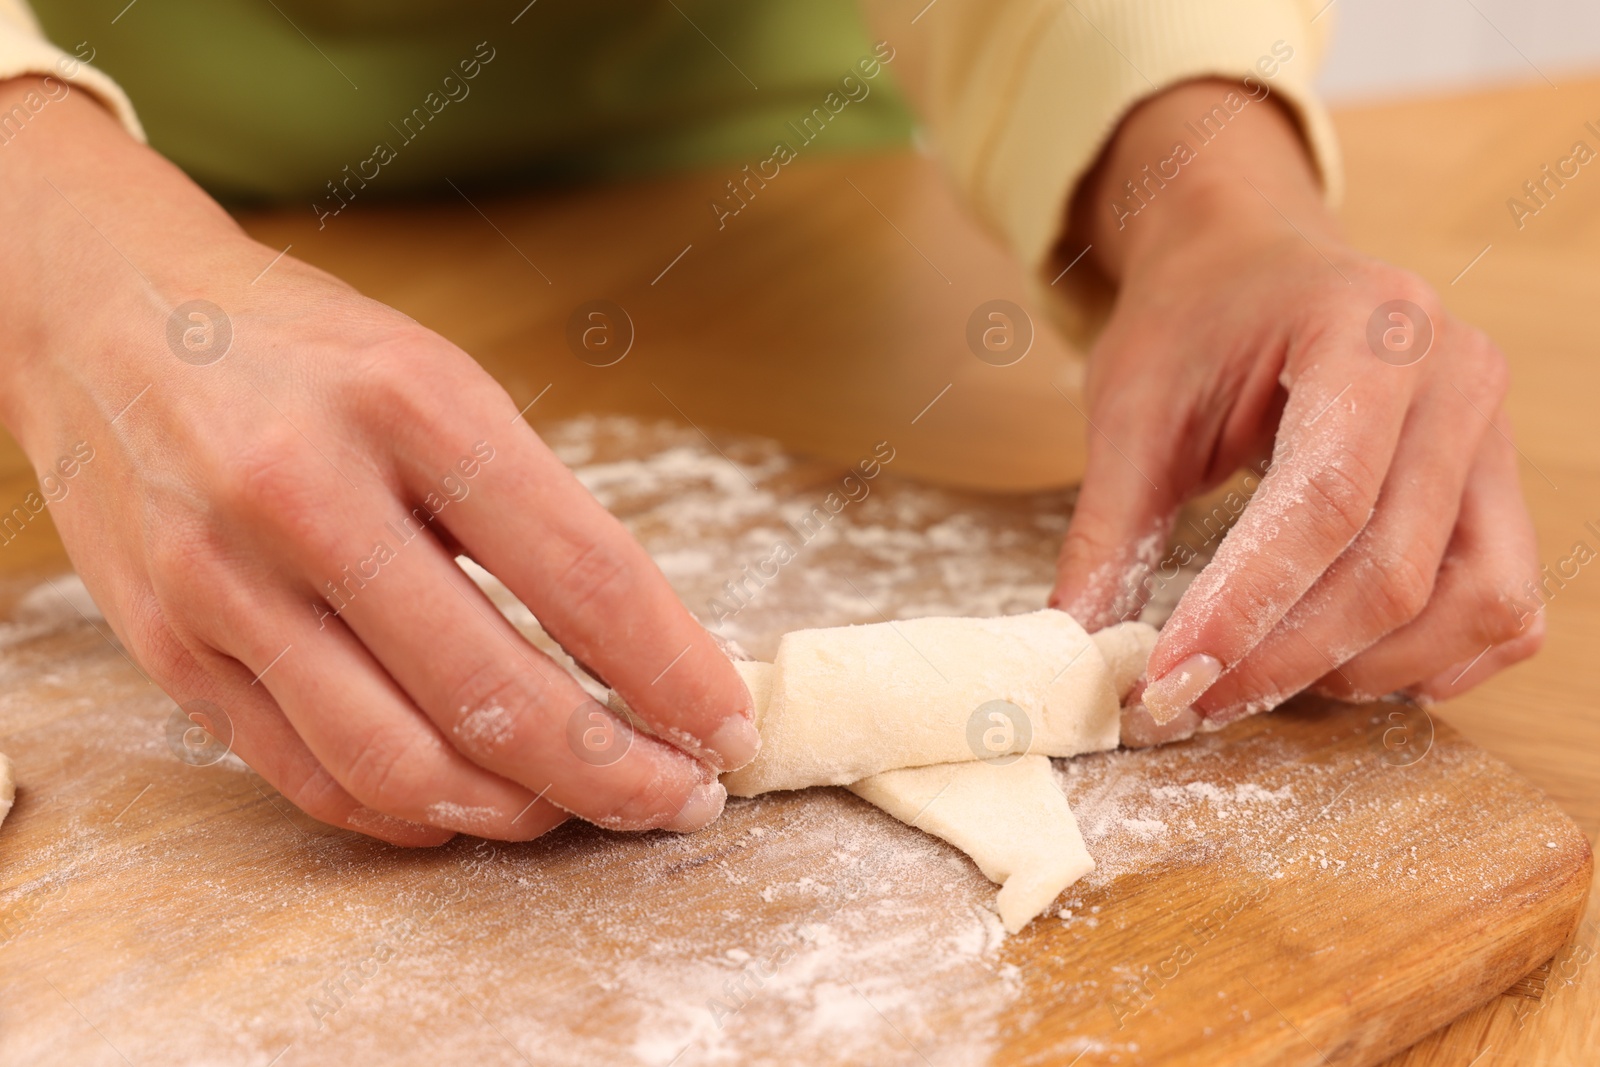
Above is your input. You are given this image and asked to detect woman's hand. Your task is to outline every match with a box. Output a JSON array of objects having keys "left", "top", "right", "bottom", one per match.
[
  {"left": 0, "top": 78, "right": 758, "bottom": 844},
  {"left": 1051, "top": 80, "right": 1543, "bottom": 725}
]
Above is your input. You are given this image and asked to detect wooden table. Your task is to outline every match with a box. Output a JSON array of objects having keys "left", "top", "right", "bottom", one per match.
[{"left": 1, "top": 76, "right": 1597, "bottom": 1064}]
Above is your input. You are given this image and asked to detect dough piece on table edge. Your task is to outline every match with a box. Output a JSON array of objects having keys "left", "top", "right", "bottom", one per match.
[
  {"left": 849, "top": 756, "right": 1093, "bottom": 934},
  {"left": 0, "top": 753, "right": 14, "bottom": 830}
]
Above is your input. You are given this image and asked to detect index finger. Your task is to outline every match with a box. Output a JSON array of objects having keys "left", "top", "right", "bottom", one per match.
[
  {"left": 1141, "top": 341, "right": 1418, "bottom": 721},
  {"left": 438, "top": 422, "right": 760, "bottom": 770}
]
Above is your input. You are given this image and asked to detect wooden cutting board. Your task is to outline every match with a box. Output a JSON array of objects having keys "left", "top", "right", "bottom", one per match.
[{"left": 0, "top": 419, "right": 1590, "bottom": 1067}]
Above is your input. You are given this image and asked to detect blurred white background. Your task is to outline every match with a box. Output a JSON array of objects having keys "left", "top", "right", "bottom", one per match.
[{"left": 1317, "top": 0, "right": 1600, "bottom": 102}]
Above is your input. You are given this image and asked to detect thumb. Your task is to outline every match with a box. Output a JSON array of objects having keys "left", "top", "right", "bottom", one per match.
[{"left": 1049, "top": 418, "right": 1188, "bottom": 631}]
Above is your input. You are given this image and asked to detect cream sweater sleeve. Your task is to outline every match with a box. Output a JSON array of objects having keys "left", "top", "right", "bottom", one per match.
[
  {"left": 0, "top": 0, "right": 144, "bottom": 140},
  {"left": 916, "top": 0, "right": 1342, "bottom": 273}
]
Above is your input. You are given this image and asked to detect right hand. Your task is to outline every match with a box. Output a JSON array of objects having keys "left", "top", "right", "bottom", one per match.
[{"left": 0, "top": 78, "right": 757, "bottom": 846}]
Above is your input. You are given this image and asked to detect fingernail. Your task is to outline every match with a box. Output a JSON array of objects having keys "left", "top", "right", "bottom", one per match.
[
  {"left": 1143, "top": 653, "right": 1223, "bottom": 723},
  {"left": 423, "top": 801, "right": 501, "bottom": 836},
  {"left": 664, "top": 779, "right": 727, "bottom": 833},
  {"left": 707, "top": 713, "right": 761, "bottom": 771}
]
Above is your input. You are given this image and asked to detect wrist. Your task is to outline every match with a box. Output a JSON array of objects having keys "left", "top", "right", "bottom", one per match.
[{"left": 1070, "top": 78, "right": 1340, "bottom": 283}]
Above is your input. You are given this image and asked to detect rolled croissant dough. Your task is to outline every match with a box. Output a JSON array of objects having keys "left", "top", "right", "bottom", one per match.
[
  {"left": 723, "top": 611, "right": 1122, "bottom": 796},
  {"left": 849, "top": 757, "right": 1094, "bottom": 933},
  {"left": 691, "top": 611, "right": 1156, "bottom": 933}
]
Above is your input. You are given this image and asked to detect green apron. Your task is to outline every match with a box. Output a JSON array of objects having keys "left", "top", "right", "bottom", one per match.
[{"left": 31, "top": 0, "right": 913, "bottom": 205}]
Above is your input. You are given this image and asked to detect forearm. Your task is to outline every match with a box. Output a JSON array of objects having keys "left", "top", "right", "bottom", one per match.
[
  {"left": 0, "top": 76, "right": 244, "bottom": 440},
  {"left": 1071, "top": 78, "right": 1337, "bottom": 282}
]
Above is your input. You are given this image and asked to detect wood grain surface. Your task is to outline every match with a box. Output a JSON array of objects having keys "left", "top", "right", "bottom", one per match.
[
  {"left": 1, "top": 74, "right": 1598, "bottom": 1065},
  {"left": 0, "top": 484, "right": 1588, "bottom": 1066}
]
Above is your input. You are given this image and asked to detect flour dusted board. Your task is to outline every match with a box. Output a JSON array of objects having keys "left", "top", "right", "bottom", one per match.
[{"left": 0, "top": 418, "right": 1589, "bottom": 1067}]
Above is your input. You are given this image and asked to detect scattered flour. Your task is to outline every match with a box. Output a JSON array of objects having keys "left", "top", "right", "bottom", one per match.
[
  {"left": 452, "top": 704, "right": 515, "bottom": 753},
  {"left": 1, "top": 416, "right": 1547, "bottom": 1067}
]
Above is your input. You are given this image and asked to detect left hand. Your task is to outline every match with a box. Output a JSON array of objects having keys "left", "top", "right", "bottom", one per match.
[{"left": 1049, "top": 80, "right": 1543, "bottom": 726}]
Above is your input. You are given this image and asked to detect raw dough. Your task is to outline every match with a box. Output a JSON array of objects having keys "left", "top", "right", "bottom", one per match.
[
  {"left": 1093, "top": 619, "right": 1159, "bottom": 703},
  {"left": 848, "top": 756, "right": 1094, "bottom": 934},
  {"left": 723, "top": 610, "right": 1123, "bottom": 796},
  {"left": 703, "top": 616, "right": 1157, "bottom": 932},
  {"left": 0, "top": 753, "right": 14, "bottom": 830}
]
